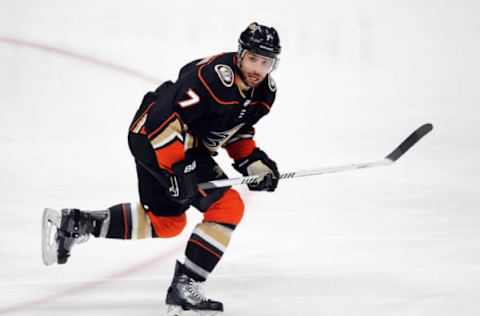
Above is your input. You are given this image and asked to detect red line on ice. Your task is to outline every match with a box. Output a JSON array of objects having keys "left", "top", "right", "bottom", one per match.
[
  {"left": 0, "top": 35, "right": 175, "bottom": 315},
  {"left": 0, "top": 246, "right": 182, "bottom": 315},
  {"left": 0, "top": 35, "right": 161, "bottom": 83}
]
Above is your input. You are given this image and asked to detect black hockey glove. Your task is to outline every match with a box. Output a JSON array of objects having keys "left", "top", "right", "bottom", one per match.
[
  {"left": 232, "top": 148, "right": 279, "bottom": 192},
  {"left": 167, "top": 158, "right": 198, "bottom": 204}
]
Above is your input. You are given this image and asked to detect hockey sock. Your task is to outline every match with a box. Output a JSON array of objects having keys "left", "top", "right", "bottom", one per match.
[
  {"left": 98, "top": 203, "right": 154, "bottom": 239},
  {"left": 183, "top": 222, "right": 235, "bottom": 281}
]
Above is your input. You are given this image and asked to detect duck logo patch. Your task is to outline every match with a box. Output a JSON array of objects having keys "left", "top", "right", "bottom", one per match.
[{"left": 214, "top": 64, "right": 234, "bottom": 87}]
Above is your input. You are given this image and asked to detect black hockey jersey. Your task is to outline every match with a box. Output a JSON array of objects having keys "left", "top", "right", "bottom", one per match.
[{"left": 129, "top": 52, "right": 277, "bottom": 172}]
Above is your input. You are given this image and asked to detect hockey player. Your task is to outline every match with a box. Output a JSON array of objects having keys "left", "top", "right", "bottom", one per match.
[{"left": 43, "top": 22, "right": 281, "bottom": 315}]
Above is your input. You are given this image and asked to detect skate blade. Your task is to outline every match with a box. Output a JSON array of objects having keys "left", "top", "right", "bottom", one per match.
[
  {"left": 163, "top": 304, "right": 183, "bottom": 316},
  {"left": 42, "top": 208, "right": 61, "bottom": 266},
  {"left": 163, "top": 305, "right": 222, "bottom": 316},
  {"left": 195, "top": 311, "right": 221, "bottom": 316}
]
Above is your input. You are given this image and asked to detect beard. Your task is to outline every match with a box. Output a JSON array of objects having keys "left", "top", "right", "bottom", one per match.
[
  {"left": 237, "top": 65, "right": 265, "bottom": 88},
  {"left": 245, "top": 73, "right": 263, "bottom": 87}
]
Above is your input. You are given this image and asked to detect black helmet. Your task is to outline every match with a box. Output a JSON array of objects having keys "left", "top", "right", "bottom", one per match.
[{"left": 238, "top": 22, "right": 281, "bottom": 59}]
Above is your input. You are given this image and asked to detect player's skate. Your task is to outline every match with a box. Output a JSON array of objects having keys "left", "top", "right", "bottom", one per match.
[
  {"left": 42, "top": 208, "right": 108, "bottom": 265},
  {"left": 164, "top": 261, "right": 223, "bottom": 316}
]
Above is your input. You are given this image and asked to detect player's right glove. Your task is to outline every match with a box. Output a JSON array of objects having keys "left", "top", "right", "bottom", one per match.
[
  {"left": 166, "top": 158, "right": 198, "bottom": 205},
  {"left": 232, "top": 148, "right": 279, "bottom": 192}
]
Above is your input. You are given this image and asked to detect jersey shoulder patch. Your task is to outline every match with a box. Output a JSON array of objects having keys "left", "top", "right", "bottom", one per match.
[
  {"left": 197, "top": 53, "right": 240, "bottom": 105},
  {"left": 268, "top": 75, "right": 277, "bottom": 92},
  {"left": 214, "top": 64, "right": 234, "bottom": 87}
]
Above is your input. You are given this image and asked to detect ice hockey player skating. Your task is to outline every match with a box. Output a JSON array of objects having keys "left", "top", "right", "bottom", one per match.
[{"left": 42, "top": 22, "right": 282, "bottom": 315}]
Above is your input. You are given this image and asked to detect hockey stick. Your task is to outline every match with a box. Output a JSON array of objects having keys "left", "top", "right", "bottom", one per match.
[{"left": 198, "top": 123, "right": 433, "bottom": 190}]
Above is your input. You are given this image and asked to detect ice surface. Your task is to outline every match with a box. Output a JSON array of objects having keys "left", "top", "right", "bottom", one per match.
[{"left": 1, "top": 0, "right": 480, "bottom": 315}]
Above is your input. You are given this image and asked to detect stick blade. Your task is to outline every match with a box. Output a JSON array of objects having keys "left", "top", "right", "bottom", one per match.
[{"left": 386, "top": 123, "right": 433, "bottom": 162}]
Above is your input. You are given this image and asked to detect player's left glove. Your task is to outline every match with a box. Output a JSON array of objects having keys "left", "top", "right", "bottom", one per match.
[
  {"left": 232, "top": 148, "right": 279, "bottom": 192},
  {"left": 167, "top": 157, "right": 198, "bottom": 205}
]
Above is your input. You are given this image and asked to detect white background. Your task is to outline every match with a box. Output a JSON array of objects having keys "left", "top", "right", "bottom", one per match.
[{"left": 1, "top": 0, "right": 480, "bottom": 315}]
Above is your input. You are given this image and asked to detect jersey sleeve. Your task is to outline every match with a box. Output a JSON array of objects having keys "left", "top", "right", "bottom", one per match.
[
  {"left": 144, "top": 111, "right": 187, "bottom": 173},
  {"left": 143, "top": 78, "right": 209, "bottom": 173},
  {"left": 224, "top": 74, "right": 276, "bottom": 160},
  {"left": 224, "top": 129, "right": 257, "bottom": 160}
]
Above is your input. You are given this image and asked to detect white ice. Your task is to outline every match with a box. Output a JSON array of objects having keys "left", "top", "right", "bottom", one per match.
[{"left": 1, "top": 0, "right": 480, "bottom": 315}]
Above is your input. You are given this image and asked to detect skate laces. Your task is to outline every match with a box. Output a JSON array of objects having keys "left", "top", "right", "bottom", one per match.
[
  {"left": 59, "top": 209, "right": 92, "bottom": 244},
  {"left": 57, "top": 228, "right": 91, "bottom": 244},
  {"left": 186, "top": 279, "right": 207, "bottom": 302}
]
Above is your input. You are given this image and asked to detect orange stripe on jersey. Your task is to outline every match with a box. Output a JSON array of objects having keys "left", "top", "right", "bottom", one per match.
[
  {"left": 198, "top": 55, "right": 240, "bottom": 106},
  {"left": 225, "top": 138, "right": 256, "bottom": 160},
  {"left": 207, "top": 53, "right": 223, "bottom": 65},
  {"left": 251, "top": 101, "right": 271, "bottom": 111},
  {"left": 147, "top": 112, "right": 182, "bottom": 139},
  {"left": 130, "top": 101, "right": 155, "bottom": 132},
  {"left": 154, "top": 139, "right": 185, "bottom": 173}
]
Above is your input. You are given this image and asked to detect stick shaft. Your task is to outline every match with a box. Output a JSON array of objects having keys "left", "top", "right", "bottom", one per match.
[{"left": 198, "top": 123, "right": 433, "bottom": 190}]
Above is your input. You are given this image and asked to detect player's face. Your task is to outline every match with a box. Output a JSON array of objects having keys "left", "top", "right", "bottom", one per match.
[{"left": 238, "top": 51, "right": 275, "bottom": 88}]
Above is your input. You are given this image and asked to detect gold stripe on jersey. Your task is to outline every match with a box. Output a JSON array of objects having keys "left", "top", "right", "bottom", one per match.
[
  {"left": 184, "top": 132, "right": 195, "bottom": 151},
  {"left": 131, "top": 113, "right": 148, "bottom": 134},
  {"left": 150, "top": 118, "right": 184, "bottom": 150}
]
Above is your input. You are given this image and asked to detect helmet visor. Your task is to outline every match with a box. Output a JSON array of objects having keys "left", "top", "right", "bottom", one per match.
[{"left": 241, "top": 50, "right": 278, "bottom": 73}]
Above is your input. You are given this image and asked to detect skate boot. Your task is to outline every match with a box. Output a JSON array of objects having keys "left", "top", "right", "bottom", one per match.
[
  {"left": 42, "top": 208, "right": 108, "bottom": 265},
  {"left": 165, "top": 261, "right": 223, "bottom": 315}
]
